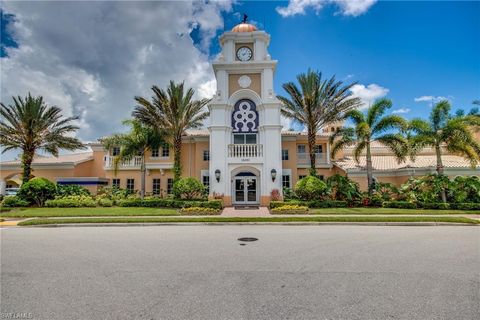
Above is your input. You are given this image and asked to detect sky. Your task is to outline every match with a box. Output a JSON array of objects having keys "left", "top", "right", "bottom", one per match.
[{"left": 1, "top": 0, "right": 479, "bottom": 159}]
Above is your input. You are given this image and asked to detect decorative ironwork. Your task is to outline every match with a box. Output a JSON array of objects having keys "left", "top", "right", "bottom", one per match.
[{"left": 232, "top": 99, "right": 258, "bottom": 133}]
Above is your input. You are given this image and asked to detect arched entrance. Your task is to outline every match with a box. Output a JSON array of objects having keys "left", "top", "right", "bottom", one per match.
[{"left": 232, "top": 171, "right": 259, "bottom": 205}]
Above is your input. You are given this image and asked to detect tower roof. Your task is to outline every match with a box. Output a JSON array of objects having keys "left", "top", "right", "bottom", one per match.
[{"left": 231, "top": 22, "right": 258, "bottom": 33}]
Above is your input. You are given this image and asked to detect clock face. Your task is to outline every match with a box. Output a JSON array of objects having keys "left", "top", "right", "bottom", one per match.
[{"left": 236, "top": 46, "right": 252, "bottom": 61}]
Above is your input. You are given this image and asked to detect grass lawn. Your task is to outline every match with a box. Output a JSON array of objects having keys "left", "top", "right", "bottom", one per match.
[
  {"left": 309, "top": 207, "right": 480, "bottom": 215},
  {"left": 0, "top": 207, "right": 179, "bottom": 218},
  {"left": 18, "top": 216, "right": 479, "bottom": 226}
]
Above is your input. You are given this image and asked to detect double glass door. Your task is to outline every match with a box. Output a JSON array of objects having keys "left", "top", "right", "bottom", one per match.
[{"left": 234, "top": 177, "right": 257, "bottom": 204}]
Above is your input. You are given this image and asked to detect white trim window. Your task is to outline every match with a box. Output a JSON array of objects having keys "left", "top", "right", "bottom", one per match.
[
  {"left": 281, "top": 149, "right": 289, "bottom": 161},
  {"left": 282, "top": 175, "right": 291, "bottom": 189},
  {"left": 152, "top": 178, "right": 161, "bottom": 195},
  {"left": 112, "top": 178, "right": 120, "bottom": 188},
  {"left": 126, "top": 179, "right": 135, "bottom": 192},
  {"left": 203, "top": 150, "right": 210, "bottom": 161},
  {"left": 167, "top": 178, "right": 174, "bottom": 194},
  {"left": 151, "top": 148, "right": 159, "bottom": 158},
  {"left": 112, "top": 147, "right": 120, "bottom": 156},
  {"left": 162, "top": 144, "right": 170, "bottom": 157}
]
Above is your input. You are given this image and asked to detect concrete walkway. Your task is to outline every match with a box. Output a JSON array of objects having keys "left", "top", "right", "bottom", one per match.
[{"left": 221, "top": 206, "right": 270, "bottom": 217}]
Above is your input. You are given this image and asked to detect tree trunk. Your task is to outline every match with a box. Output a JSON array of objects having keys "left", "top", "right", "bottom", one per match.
[
  {"left": 21, "top": 148, "right": 34, "bottom": 183},
  {"left": 173, "top": 135, "right": 182, "bottom": 182},
  {"left": 435, "top": 144, "right": 447, "bottom": 203},
  {"left": 140, "top": 154, "right": 146, "bottom": 200},
  {"left": 307, "top": 128, "right": 316, "bottom": 176},
  {"left": 366, "top": 141, "right": 374, "bottom": 194}
]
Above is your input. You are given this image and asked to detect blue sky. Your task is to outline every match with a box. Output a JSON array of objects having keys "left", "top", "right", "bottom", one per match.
[
  {"left": 215, "top": 1, "right": 479, "bottom": 120},
  {"left": 0, "top": 0, "right": 479, "bottom": 146}
]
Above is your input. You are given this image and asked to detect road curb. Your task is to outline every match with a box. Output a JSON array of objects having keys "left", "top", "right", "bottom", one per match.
[{"left": 19, "top": 222, "right": 480, "bottom": 228}]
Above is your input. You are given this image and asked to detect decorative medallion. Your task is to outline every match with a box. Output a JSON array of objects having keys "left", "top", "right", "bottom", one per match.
[
  {"left": 238, "top": 75, "right": 251, "bottom": 89},
  {"left": 232, "top": 99, "right": 258, "bottom": 133}
]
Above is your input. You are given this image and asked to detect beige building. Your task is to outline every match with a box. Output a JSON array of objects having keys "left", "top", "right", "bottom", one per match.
[{"left": 1, "top": 22, "right": 479, "bottom": 203}]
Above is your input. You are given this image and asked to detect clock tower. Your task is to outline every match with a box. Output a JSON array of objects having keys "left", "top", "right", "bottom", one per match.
[{"left": 208, "top": 20, "right": 283, "bottom": 206}]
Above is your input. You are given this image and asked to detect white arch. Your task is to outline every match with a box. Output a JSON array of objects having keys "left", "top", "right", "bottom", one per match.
[
  {"left": 231, "top": 165, "right": 261, "bottom": 177},
  {"left": 227, "top": 89, "right": 262, "bottom": 108}
]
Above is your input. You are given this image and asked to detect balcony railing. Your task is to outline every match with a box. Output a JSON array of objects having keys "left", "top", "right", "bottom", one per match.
[
  {"left": 228, "top": 144, "right": 263, "bottom": 158},
  {"left": 297, "top": 152, "right": 329, "bottom": 166},
  {"left": 104, "top": 155, "right": 142, "bottom": 168}
]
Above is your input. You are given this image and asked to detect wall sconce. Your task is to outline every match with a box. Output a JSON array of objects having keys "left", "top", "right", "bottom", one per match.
[
  {"left": 271, "top": 169, "right": 277, "bottom": 182},
  {"left": 215, "top": 169, "right": 221, "bottom": 182}
]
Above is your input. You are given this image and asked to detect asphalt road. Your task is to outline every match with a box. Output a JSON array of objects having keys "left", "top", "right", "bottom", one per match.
[{"left": 1, "top": 225, "right": 479, "bottom": 320}]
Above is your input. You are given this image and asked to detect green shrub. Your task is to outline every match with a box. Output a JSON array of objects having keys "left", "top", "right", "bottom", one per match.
[
  {"left": 118, "top": 198, "right": 222, "bottom": 210},
  {"left": 449, "top": 176, "right": 480, "bottom": 203},
  {"left": 56, "top": 184, "right": 90, "bottom": 197},
  {"left": 17, "top": 177, "right": 56, "bottom": 207},
  {"left": 309, "top": 200, "right": 348, "bottom": 208},
  {"left": 418, "top": 202, "right": 450, "bottom": 210},
  {"left": 1, "top": 196, "right": 29, "bottom": 207},
  {"left": 450, "top": 203, "right": 480, "bottom": 210},
  {"left": 271, "top": 204, "right": 309, "bottom": 214},
  {"left": 173, "top": 177, "right": 205, "bottom": 200},
  {"left": 45, "top": 195, "right": 96, "bottom": 207},
  {"left": 383, "top": 201, "right": 417, "bottom": 209},
  {"left": 326, "top": 174, "right": 361, "bottom": 201},
  {"left": 179, "top": 207, "right": 220, "bottom": 215},
  {"left": 97, "top": 198, "right": 113, "bottom": 207},
  {"left": 294, "top": 175, "right": 327, "bottom": 201},
  {"left": 97, "top": 186, "right": 132, "bottom": 201},
  {"left": 398, "top": 174, "right": 451, "bottom": 203}
]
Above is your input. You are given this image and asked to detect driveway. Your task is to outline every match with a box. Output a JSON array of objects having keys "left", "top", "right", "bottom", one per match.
[{"left": 1, "top": 226, "right": 479, "bottom": 320}]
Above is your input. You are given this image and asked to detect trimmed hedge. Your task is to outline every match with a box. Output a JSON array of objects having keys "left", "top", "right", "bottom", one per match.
[
  {"left": 450, "top": 203, "right": 480, "bottom": 210},
  {"left": 418, "top": 202, "right": 450, "bottom": 210},
  {"left": 270, "top": 205, "right": 309, "bottom": 215},
  {"left": 45, "top": 196, "right": 96, "bottom": 208},
  {"left": 118, "top": 198, "right": 223, "bottom": 210},
  {"left": 179, "top": 207, "right": 220, "bottom": 215},
  {"left": 270, "top": 200, "right": 348, "bottom": 209},
  {"left": 383, "top": 201, "right": 417, "bottom": 209},
  {"left": 1, "top": 196, "right": 29, "bottom": 207}
]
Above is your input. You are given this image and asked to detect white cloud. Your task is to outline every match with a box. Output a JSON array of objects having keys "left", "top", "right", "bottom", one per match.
[
  {"left": 392, "top": 108, "right": 410, "bottom": 114},
  {"left": 276, "top": 0, "right": 377, "bottom": 17},
  {"left": 350, "top": 83, "right": 389, "bottom": 109},
  {"left": 0, "top": 1, "right": 232, "bottom": 143},
  {"left": 414, "top": 95, "right": 451, "bottom": 103}
]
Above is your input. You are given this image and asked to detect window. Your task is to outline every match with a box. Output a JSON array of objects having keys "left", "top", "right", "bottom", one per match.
[
  {"left": 319, "top": 175, "right": 324, "bottom": 181},
  {"left": 152, "top": 178, "right": 161, "bottom": 195},
  {"left": 167, "top": 178, "right": 174, "bottom": 194},
  {"left": 314, "top": 145, "right": 323, "bottom": 153},
  {"left": 112, "top": 147, "right": 120, "bottom": 156},
  {"left": 126, "top": 179, "right": 135, "bottom": 192},
  {"left": 233, "top": 133, "right": 257, "bottom": 144},
  {"left": 162, "top": 144, "right": 170, "bottom": 157},
  {"left": 281, "top": 149, "right": 289, "bottom": 161},
  {"left": 297, "top": 144, "right": 306, "bottom": 154},
  {"left": 203, "top": 150, "right": 210, "bottom": 161},
  {"left": 112, "top": 178, "right": 120, "bottom": 188},
  {"left": 151, "top": 148, "right": 159, "bottom": 157},
  {"left": 202, "top": 175, "right": 210, "bottom": 194},
  {"left": 298, "top": 175, "right": 306, "bottom": 181},
  {"left": 282, "top": 175, "right": 291, "bottom": 189}
]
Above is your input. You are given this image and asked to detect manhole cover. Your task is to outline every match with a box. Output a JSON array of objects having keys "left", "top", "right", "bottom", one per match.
[{"left": 238, "top": 237, "right": 258, "bottom": 242}]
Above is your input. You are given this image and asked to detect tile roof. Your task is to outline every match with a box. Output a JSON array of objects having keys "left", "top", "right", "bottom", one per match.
[
  {"left": 1, "top": 152, "right": 93, "bottom": 166},
  {"left": 334, "top": 155, "right": 476, "bottom": 172}
]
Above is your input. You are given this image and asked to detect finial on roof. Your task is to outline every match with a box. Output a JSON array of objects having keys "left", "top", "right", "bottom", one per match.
[{"left": 242, "top": 14, "right": 248, "bottom": 23}]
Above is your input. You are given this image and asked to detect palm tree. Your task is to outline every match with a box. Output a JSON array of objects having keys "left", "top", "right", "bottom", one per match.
[
  {"left": 330, "top": 98, "right": 408, "bottom": 194},
  {"left": 132, "top": 81, "right": 210, "bottom": 182},
  {"left": 408, "top": 100, "right": 480, "bottom": 202},
  {"left": 101, "top": 119, "right": 164, "bottom": 199},
  {"left": 277, "top": 69, "right": 361, "bottom": 175},
  {"left": 0, "top": 94, "right": 84, "bottom": 183}
]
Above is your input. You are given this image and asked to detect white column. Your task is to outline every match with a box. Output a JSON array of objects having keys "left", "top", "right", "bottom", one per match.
[{"left": 0, "top": 181, "right": 6, "bottom": 195}]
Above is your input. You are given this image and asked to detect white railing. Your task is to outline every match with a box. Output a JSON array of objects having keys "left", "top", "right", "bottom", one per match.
[
  {"left": 228, "top": 144, "right": 263, "bottom": 158},
  {"left": 297, "top": 152, "right": 329, "bottom": 166},
  {"left": 104, "top": 155, "right": 143, "bottom": 168}
]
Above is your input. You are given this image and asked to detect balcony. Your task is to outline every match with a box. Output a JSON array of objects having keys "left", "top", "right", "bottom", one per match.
[
  {"left": 297, "top": 152, "right": 330, "bottom": 167},
  {"left": 228, "top": 144, "right": 263, "bottom": 158},
  {"left": 104, "top": 155, "right": 142, "bottom": 169}
]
